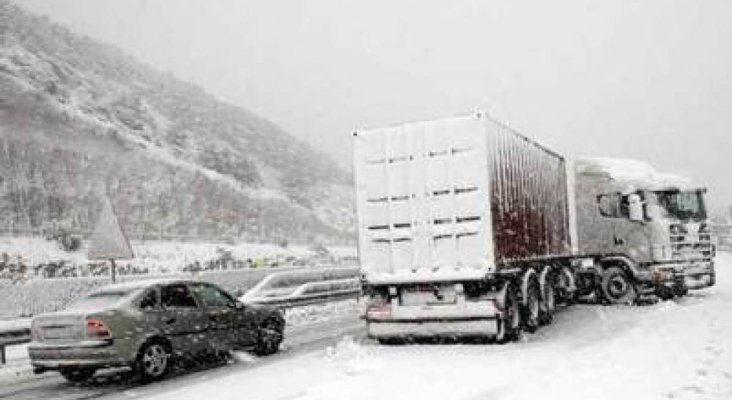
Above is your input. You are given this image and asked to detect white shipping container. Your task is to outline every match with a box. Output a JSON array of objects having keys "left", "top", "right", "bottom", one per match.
[
  {"left": 354, "top": 113, "right": 495, "bottom": 285},
  {"left": 354, "top": 112, "right": 572, "bottom": 286}
]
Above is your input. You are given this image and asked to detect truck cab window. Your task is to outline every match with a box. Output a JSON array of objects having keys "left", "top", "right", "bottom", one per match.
[
  {"left": 598, "top": 193, "right": 632, "bottom": 219},
  {"left": 598, "top": 194, "right": 619, "bottom": 217}
]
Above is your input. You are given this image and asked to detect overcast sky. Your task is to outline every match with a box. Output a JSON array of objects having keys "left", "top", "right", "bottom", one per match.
[{"left": 16, "top": 0, "right": 732, "bottom": 207}]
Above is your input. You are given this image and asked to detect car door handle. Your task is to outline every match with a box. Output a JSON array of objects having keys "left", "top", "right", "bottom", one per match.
[{"left": 163, "top": 317, "right": 176, "bottom": 325}]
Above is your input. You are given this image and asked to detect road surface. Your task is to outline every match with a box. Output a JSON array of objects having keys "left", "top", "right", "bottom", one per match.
[
  {"left": 0, "top": 314, "right": 364, "bottom": 400},
  {"left": 3, "top": 255, "right": 732, "bottom": 400}
]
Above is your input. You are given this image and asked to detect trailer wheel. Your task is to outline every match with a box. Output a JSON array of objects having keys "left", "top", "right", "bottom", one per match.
[
  {"left": 539, "top": 274, "right": 556, "bottom": 325},
  {"left": 600, "top": 266, "right": 637, "bottom": 305},
  {"left": 555, "top": 267, "right": 576, "bottom": 305},
  {"left": 522, "top": 278, "right": 541, "bottom": 333},
  {"left": 495, "top": 282, "right": 521, "bottom": 343}
]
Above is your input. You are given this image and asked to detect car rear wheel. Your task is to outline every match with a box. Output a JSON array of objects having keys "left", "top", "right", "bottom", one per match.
[
  {"left": 254, "top": 318, "right": 283, "bottom": 356},
  {"left": 60, "top": 368, "right": 95, "bottom": 383},
  {"left": 136, "top": 341, "right": 171, "bottom": 382}
]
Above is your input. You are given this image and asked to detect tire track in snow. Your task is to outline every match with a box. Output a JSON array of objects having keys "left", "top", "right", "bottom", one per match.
[{"left": 665, "top": 289, "right": 732, "bottom": 399}]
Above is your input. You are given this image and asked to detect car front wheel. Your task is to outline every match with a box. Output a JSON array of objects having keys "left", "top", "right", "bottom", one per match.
[{"left": 254, "top": 318, "right": 283, "bottom": 356}]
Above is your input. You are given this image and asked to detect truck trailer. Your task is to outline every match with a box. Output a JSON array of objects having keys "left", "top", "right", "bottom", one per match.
[{"left": 353, "top": 112, "right": 715, "bottom": 342}]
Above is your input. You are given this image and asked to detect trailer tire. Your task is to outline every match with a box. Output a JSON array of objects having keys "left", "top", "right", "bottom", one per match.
[
  {"left": 522, "top": 278, "right": 541, "bottom": 333},
  {"left": 600, "top": 266, "right": 637, "bottom": 305},
  {"left": 555, "top": 267, "right": 576, "bottom": 305},
  {"left": 539, "top": 270, "right": 556, "bottom": 326},
  {"left": 495, "top": 282, "right": 521, "bottom": 344}
]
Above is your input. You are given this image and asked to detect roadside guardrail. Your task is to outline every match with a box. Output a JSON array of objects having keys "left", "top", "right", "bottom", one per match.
[
  {"left": 0, "top": 320, "right": 31, "bottom": 365},
  {"left": 240, "top": 267, "right": 361, "bottom": 308}
]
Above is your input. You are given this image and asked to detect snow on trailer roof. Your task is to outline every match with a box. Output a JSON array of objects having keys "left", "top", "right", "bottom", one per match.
[{"left": 576, "top": 157, "right": 703, "bottom": 193}]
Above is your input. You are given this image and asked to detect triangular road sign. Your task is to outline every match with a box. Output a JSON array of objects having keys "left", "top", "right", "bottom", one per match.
[{"left": 88, "top": 197, "right": 134, "bottom": 261}]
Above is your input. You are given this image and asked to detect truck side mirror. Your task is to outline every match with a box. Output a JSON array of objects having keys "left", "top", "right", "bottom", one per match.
[{"left": 628, "top": 194, "right": 643, "bottom": 222}]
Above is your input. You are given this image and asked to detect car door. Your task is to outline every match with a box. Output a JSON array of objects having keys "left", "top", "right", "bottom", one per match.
[
  {"left": 160, "top": 283, "right": 210, "bottom": 355},
  {"left": 199, "top": 283, "right": 258, "bottom": 348},
  {"left": 138, "top": 286, "right": 163, "bottom": 335},
  {"left": 189, "top": 283, "right": 237, "bottom": 351}
]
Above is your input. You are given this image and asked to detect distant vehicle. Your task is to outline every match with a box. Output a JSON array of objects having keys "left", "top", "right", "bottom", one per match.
[
  {"left": 28, "top": 279, "right": 285, "bottom": 382},
  {"left": 353, "top": 112, "right": 714, "bottom": 343}
]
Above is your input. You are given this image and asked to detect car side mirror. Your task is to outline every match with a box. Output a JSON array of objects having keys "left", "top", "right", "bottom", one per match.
[{"left": 628, "top": 194, "right": 643, "bottom": 222}]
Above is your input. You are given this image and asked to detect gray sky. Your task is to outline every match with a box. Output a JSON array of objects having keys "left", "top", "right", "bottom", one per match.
[{"left": 16, "top": 0, "right": 732, "bottom": 207}]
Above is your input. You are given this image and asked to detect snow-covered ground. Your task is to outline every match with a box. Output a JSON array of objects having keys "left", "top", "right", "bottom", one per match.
[
  {"left": 0, "top": 236, "right": 356, "bottom": 276},
  {"left": 284, "top": 299, "right": 359, "bottom": 328},
  {"left": 143, "top": 254, "right": 732, "bottom": 400}
]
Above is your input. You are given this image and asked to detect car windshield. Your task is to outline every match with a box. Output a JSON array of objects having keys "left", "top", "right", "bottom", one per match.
[
  {"left": 654, "top": 190, "right": 707, "bottom": 221},
  {"left": 66, "top": 290, "right": 132, "bottom": 311}
]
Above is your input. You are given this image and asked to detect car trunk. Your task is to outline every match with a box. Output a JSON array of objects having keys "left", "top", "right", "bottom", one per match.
[{"left": 32, "top": 313, "right": 87, "bottom": 343}]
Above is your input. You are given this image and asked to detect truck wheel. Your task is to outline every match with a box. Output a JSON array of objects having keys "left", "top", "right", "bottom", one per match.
[
  {"left": 539, "top": 275, "right": 556, "bottom": 325},
  {"left": 496, "top": 283, "right": 521, "bottom": 343},
  {"left": 60, "top": 368, "right": 95, "bottom": 383},
  {"left": 601, "top": 266, "right": 637, "bottom": 305},
  {"left": 522, "top": 279, "right": 541, "bottom": 333}
]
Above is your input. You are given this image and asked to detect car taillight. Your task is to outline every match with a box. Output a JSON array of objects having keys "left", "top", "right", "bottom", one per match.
[{"left": 86, "top": 318, "right": 112, "bottom": 340}]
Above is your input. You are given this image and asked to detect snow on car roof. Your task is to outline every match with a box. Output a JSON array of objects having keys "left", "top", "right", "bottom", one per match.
[
  {"left": 93, "top": 278, "right": 196, "bottom": 293},
  {"left": 576, "top": 157, "right": 701, "bottom": 193}
]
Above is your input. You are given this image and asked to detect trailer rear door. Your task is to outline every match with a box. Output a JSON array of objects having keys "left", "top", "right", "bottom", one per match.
[{"left": 354, "top": 114, "right": 495, "bottom": 284}]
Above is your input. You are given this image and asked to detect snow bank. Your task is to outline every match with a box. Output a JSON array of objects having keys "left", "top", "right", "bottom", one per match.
[
  {"left": 0, "top": 236, "right": 355, "bottom": 277},
  {"left": 0, "top": 237, "right": 88, "bottom": 269},
  {"left": 285, "top": 299, "right": 360, "bottom": 328},
  {"left": 324, "top": 336, "right": 380, "bottom": 376}
]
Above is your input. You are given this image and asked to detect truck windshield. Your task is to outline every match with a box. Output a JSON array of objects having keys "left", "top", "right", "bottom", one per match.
[{"left": 654, "top": 190, "right": 707, "bottom": 221}]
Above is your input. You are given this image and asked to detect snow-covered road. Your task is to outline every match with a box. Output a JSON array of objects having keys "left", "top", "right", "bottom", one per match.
[
  {"left": 134, "top": 254, "right": 732, "bottom": 400},
  {"left": 0, "top": 302, "right": 363, "bottom": 399},
  {"left": 3, "top": 255, "right": 730, "bottom": 400}
]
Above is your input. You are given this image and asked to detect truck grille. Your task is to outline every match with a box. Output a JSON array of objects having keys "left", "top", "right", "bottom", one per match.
[{"left": 669, "top": 224, "right": 714, "bottom": 260}]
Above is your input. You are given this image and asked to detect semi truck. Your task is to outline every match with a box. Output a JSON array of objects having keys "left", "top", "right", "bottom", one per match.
[{"left": 353, "top": 112, "right": 715, "bottom": 342}]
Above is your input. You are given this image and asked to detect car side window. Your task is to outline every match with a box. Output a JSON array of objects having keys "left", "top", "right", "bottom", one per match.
[
  {"left": 161, "top": 284, "right": 198, "bottom": 309},
  {"left": 191, "top": 284, "right": 236, "bottom": 308},
  {"left": 139, "top": 288, "right": 159, "bottom": 311}
]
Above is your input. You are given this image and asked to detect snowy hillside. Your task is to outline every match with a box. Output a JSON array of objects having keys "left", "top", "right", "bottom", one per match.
[{"left": 0, "top": 0, "right": 354, "bottom": 241}]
